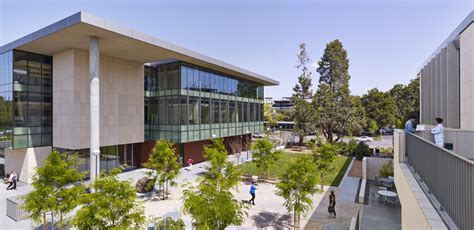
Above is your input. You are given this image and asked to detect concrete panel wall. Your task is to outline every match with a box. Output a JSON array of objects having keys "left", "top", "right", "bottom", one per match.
[
  {"left": 420, "top": 41, "right": 461, "bottom": 128},
  {"left": 447, "top": 42, "right": 460, "bottom": 128},
  {"left": 53, "top": 49, "right": 144, "bottom": 150},
  {"left": 5, "top": 146, "right": 52, "bottom": 183},
  {"left": 363, "top": 157, "right": 391, "bottom": 180},
  {"left": 460, "top": 23, "right": 474, "bottom": 130}
]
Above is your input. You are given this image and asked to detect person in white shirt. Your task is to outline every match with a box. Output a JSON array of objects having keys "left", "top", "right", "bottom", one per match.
[{"left": 431, "top": 117, "right": 445, "bottom": 148}]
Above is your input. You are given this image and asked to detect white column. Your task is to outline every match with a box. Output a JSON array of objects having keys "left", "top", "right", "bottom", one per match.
[{"left": 90, "top": 36, "right": 100, "bottom": 183}]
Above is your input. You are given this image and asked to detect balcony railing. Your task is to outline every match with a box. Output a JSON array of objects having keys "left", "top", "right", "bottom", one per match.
[{"left": 406, "top": 132, "right": 474, "bottom": 229}]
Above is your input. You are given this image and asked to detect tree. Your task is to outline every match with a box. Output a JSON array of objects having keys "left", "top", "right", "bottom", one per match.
[
  {"left": 264, "top": 103, "right": 278, "bottom": 128},
  {"left": 182, "top": 138, "right": 246, "bottom": 229},
  {"left": 143, "top": 139, "right": 181, "bottom": 199},
  {"left": 353, "top": 142, "right": 372, "bottom": 160},
  {"left": 251, "top": 138, "right": 281, "bottom": 179},
  {"left": 313, "top": 39, "right": 355, "bottom": 143},
  {"left": 389, "top": 77, "right": 420, "bottom": 128},
  {"left": 276, "top": 155, "right": 320, "bottom": 230},
  {"left": 71, "top": 168, "right": 145, "bottom": 230},
  {"left": 148, "top": 216, "right": 185, "bottom": 230},
  {"left": 292, "top": 43, "right": 314, "bottom": 145},
  {"left": 311, "top": 142, "right": 338, "bottom": 190},
  {"left": 361, "top": 88, "right": 397, "bottom": 130},
  {"left": 22, "top": 150, "right": 86, "bottom": 230}
]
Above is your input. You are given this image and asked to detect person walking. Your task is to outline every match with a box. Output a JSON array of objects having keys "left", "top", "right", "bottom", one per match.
[
  {"left": 431, "top": 117, "right": 445, "bottom": 148},
  {"left": 187, "top": 157, "right": 193, "bottom": 171},
  {"left": 249, "top": 182, "right": 257, "bottom": 205},
  {"left": 6, "top": 171, "right": 17, "bottom": 190},
  {"left": 328, "top": 190, "right": 336, "bottom": 218},
  {"left": 405, "top": 115, "right": 417, "bottom": 133}
]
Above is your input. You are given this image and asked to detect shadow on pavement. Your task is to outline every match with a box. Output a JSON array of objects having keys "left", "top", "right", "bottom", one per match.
[{"left": 251, "top": 211, "right": 292, "bottom": 229}]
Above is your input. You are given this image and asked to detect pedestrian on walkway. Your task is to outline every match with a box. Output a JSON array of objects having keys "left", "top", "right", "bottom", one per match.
[
  {"left": 6, "top": 171, "right": 17, "bottom": 190},
  {"left": 328, "top": 190, "right": 336, "bottom": 218},
  {"left": 249, "top": 182, "right": 257, "bottom": 205},
  {"left": 187, "top": 157, "right": 193, "bottom": 170}
]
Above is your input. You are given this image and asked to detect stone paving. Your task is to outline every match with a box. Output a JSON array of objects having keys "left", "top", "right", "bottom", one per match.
[{"left": 0, "top": 150, "right": 400, "bottom": 230}]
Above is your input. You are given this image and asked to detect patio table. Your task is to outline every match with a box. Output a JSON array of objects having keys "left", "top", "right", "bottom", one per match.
[{"left": 378, "top": 190, "right": 397, "bottom": 197}]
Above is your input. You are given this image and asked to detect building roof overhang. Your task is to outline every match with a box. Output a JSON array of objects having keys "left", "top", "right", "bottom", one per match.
[{"left": 0, "top": 12, "right": 279, "bottom": 86}]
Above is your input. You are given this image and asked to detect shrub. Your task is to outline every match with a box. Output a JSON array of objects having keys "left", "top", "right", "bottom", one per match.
[
  {"left": 345, "top": 139, "right": 358, "bottom": 155},
  {"left": 353, "top": 142, "right": 372, "bottom": 160},
  {"left": 378, "top": 160, "right": 394, "bottom": 178}
]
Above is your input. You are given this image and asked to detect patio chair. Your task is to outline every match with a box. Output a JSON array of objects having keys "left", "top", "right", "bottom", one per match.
[
  {"left": 378, "top": 187, "right": 387, "bottom": 191},
  {"left": 383, "top": 182, "right": 394, "bottom": 190},
  {"left": 370, "top": 191, "right": 381, "bottom": 202},
  {"left": 383, "top": 196, "right": 399, "bottom": 207}
]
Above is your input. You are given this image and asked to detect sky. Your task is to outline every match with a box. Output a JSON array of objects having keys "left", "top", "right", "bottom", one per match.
[{"left": 1, "top": 0, "right": 473, "bottom": 98}]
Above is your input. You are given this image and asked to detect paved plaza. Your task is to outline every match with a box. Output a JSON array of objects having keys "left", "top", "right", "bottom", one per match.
[{"left": 0, "top": 151, "right": 400, "bottom": 230}]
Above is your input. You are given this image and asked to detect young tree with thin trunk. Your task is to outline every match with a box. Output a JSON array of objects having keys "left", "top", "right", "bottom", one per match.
[
  {"left": 276, "top": 155, "right": 320, "bottom": 230},
  {"left": 182, "top": 138, "right": 247, "bottom": 229},
  {"left": 143, "top": 139, "right": 181, "bottom": 199},
  {"left": 71, "top": 168, "right": 145, "bottom": 230},
  {"left": 311, "top": 142, "right": 338, "bottom": 190},
  {"left": 251, "top": 138, "right": 281, "bottom": 179},
  {"left": 22, "top": 150, "right": 86, "bottom": 230},
  {"left": 292, "top": 43, "right": 315, "bottom": 146}
]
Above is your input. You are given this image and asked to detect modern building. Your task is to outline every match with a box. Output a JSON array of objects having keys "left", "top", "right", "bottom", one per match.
[
  {"left": 395, "top": 11, "right": 474, "bottom": 229},
  {"left": 272, "top": 97, "right": 293, "bottom": 110},
  {"left": 0, "top": 12, "right": 278, "bottom": 183}
]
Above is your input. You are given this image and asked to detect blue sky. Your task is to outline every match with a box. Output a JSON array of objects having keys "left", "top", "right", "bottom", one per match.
[{"left": 0, "top": 0, "right": 472, "bottom": 98}]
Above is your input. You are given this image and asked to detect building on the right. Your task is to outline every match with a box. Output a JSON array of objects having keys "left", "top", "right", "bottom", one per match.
[{"left": 394, "top": 11, "right": 474, "bottom": 229}]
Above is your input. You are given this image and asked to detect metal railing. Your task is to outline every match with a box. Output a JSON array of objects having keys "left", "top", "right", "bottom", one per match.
[{"left": 406, "top": 132, "right": 474, "bottom": 229}]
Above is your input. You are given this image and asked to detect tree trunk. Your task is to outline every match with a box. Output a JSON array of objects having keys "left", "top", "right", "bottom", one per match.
[
  {"left": 43, "top": 213, "right": 46, "bottom": 230},
  {"left": 299, "top": 134, "right": 304, "bottom": 146},
  {"left": 166, "top": 180, "right": 169, "bottom": 199},
  {"left": 298, "top": 212, "right": 301, "bottom": 230},
  {"left": 59, "top": 212, "right": 63, "bottom": 230},
  {"left": 320, "top": 175, "right": 324, "bottom": 190},
  {"left": 293, "top": 207, "right": 297, "bottom": 230}
]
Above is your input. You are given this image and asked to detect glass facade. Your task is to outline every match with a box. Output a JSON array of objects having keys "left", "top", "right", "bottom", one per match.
[
  {"left": 11, "top": 51, "right": 52, "bottom": 148},
  {"left": 145, "top": 61, "right": 265, "bottom": 143},
  {"left": 0, "top": 51, "right": 13, "bottom": 159}
]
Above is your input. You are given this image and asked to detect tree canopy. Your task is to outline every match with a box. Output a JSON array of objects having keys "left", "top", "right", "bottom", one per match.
[
  {"left": 182, "top": 138, "right": 246, "bottom": 229},
  {"left": 143, "top": 139, "right": 181, "bottom": 199},
  {"left": 71, "top": 168, "right": 145, "bottom": 230},
  {"left": 22, "top": 150, "right": 86, "bottom": 230},
  {"left": 313, "top": 39, "right": 357, "bottom": 142},
  {"left": 276, "top": 155, "right": 320, "bottom": 229},
  {"left": 362, "top": 88, "right": 397, "bottom": 130},
  {"left": 251, "top": 138, "right": 281, "bottom": 179}
]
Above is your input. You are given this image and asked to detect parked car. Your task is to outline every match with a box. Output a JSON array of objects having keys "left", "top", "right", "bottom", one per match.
[
  {"left": 355, "top": 136, "right": 374, "bottom": 142},
  {"left": 252, "top": 132, "right": 265, "bottom": 138}
]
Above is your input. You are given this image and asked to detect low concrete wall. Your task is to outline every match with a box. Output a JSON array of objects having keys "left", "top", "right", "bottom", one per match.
[
  {"left": 5, "top": 146, "right": 52, "bottom": 183},
  {"left": 415, "top": 128, "right": 474, "bottom": 160},
  {"left": 363, "top": 157, "right": 391, "bottom": 180}
]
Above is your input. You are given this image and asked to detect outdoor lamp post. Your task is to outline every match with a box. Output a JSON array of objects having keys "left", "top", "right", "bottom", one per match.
[
  {"left": 246, "top": 130, "right": 250, "bottom": 159},
  {"left": 92, "top": 149, "right": 100, "bottom": 181}
]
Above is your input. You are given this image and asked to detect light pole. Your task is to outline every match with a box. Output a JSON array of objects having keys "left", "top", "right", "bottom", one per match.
[{"left": 246, "top": 130, "right": 250, "bottom": 160}]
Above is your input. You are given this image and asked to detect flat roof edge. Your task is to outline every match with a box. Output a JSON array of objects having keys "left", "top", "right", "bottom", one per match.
[
  {"left": 0, "top": 12, "right": 82, "bottom": 54},
  {"left": 417, "top": 10, "right": 474, "bottom": 73},
  {"left": 1, "top": 11, "right": 279, "bottom": 86}
]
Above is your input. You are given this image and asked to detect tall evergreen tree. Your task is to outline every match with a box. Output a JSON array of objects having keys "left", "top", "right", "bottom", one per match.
[
  {"left": 313, "top": 39, "right": 355, "bottom": 142},
  {"left": 292, "top": 43, "right": 314, "bottom": 145}
]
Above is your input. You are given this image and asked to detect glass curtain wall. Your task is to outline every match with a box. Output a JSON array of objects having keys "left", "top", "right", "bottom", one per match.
[
  {"left": 11, "top": 50, "right": 52, "bottom": 148},
  {"left": 0, "top": 51, "right": 13, "bottom": 169},
  {"left": 145, "top": 61, "right": 264, "bottom": 143}
]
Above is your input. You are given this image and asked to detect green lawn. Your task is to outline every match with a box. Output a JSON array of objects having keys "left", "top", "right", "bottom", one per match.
[{"left": 240, "top": 152, "right": 352, "bottom": 187}]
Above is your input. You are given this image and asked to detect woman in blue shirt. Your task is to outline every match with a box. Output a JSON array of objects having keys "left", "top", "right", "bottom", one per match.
[{"left": 249, "top": 182, "right": 257, "bottom": 205}]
